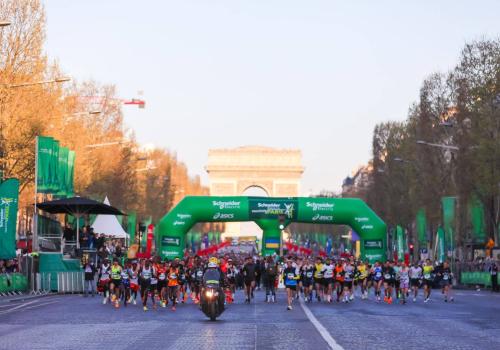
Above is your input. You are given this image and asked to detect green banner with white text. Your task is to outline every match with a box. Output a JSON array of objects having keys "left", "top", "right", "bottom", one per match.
[{"left": 0, "top": 179, "right": 19, "bottom": 259}]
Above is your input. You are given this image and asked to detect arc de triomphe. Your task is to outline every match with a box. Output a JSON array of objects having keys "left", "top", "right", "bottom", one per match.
[{"left": 206, "top": 146, "right": 304, "bottom": 238}]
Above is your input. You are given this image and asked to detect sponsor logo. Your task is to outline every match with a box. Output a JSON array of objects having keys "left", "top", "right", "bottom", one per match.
[
  {"left": 306, "top": 202, "right": 334, "bottom": 211},
  {"left": 354, "top": 217, "right": 369, "bottom": 222},
  {"left": 312, "top": 213, "right": 334, "bottom": 222},
  {"left": 365, "top": 254, "right": 383, "bottom": 261},
  {"left": 173, "top": 221, "right": 185, "bottom": 226},
  {"left": 212, "top": 200, "right": 241, "bottom": 210},
  {"left": 176, "top": 213, "right": 192, "bottom": 220},
  {"left": 213, "top": 212, "right": 234, "bottom": 220},
  {"left": 0, "top": 197, "right": 17, "bottom": 232},
  {"left": 364, "top": 239, "right": 383, "bottom": 249},
  {"left": 361, "top": 225, "right": 374, "bottom": 230},
  {"left": 163, "top": 250, "right": 179, "bottom": 257},
  {"left": 162, "top": 236, "right": 180, "bottom": 246}
]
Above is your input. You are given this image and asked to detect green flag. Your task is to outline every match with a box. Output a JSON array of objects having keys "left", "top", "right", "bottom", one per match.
[
  {"left": 0, "top": 179, "right": 19, "bottom": 259},
  {"left": 66, "top": 150, "right": 75, "bottom": 197},
  {"left": 416, "top": 208, "right": 427, "bottom": 245},
  {"left": 37, "top": 136, "right": 54, "bottom": 192},
  {"left": 469, "top": 197, "right": 486, "bottom": 243},
  {"left": 396, "top": 225, "right": 404, "bottom": 261},
  {"left": 437, "top": 227, "right": 446, "bottom": 263},
  {"left": 49, "top": 140, "right": 60, "bottom": 192},
  {"left": 127, "top": 212, "right": 137, "bottom": 244},
  {"left": 56, "top": 147, "right": 69, "bottom": 197},
  {"left": 441, "top": 197, "right": 456, "bottom": 251}
]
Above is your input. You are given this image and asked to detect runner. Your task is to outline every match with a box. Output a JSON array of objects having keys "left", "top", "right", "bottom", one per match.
[
  {"left": 313, "top": 257, "right": 324, "bottom": 302},
  {"left": 356, "top": 260, "right": 369, "bottom": 300},
  {"left": 342, "top": 260, "right": 355, "bottom": 303},
  {"left": 242, "top": 256, "right": 256, "bottom": 304},
  {"left": 422, "top": 259, "right": 434, "bottom": 303},
  {"left": 156, "top": 260, "right": 168, "bottom": 308},
  {"left": 226, "top": 258, "right": 237, "bottom": 301},
  {"left": 264, "top": 256, "right": 278, "bottom": 303},
  {"left": 333, "top": 260, "right": 344, "bottom": 302},
  {"left": 382, "top": 261, "right": 395, "bottom": 304},
  {"left": 109, "top": 258, "right": 122, "bottom": 309},
  {"left": 301, "top": 259, "right": 315, "bottom": 303},
  {"left": 139, "top": 259, "right": 156, "bottom": 311},
  {"left": 371, "top": 261, "right": 383, "bottom": 301},
  {"left": 399, "top": 263, "right": 410, "bottom": 304},
  {"left": 409, "top": 262, "right": 422, "bottom": 302},
  {"left": 439, "top": 261, "right": 454, "bottom": 302},
  {"left": 283, "top": 259, "right": 300, "bottom": 310},
  {"left": 321, "top": 258, "right": 335, "bottom": 303},
  {"left": 178, "top": 260, "right": 188, "bottom": 304},
  {"left": 119, "top": 261, "right": 131, "bottom": 307},
  {"left": 167, "top": 261, "right": 180, "bottom": 311},
  {"left": 98, "top": 259, "right": 111, "bottom": 305},
  {"left": 129, "top": 261, "right": 140, "bottom": 305}
]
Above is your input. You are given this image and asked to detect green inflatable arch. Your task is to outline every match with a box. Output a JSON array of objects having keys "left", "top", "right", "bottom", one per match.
[{"left": 156, "top": 196, "right": 387, "bottom": 262}]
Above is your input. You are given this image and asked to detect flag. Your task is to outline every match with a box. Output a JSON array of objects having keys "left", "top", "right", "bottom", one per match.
[
  {"left": 127, "top": 212, "right": 137, "bottom": 244},
  {"left": 416, "top": 208, "right": 427, "bottom": 245},
  {"left": 396, "top": 225, "right": 404, "bottom": 262},
  {"left": 0, "top": 179, "right": 19, "bottom": 259}
]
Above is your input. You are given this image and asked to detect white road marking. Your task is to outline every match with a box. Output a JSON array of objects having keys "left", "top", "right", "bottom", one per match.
[
  {"left": 0, "top": 300, "right": 40, "bottom": 315},
  {"left": 299, "top": 297, "right": 344, "bottom": 350}
]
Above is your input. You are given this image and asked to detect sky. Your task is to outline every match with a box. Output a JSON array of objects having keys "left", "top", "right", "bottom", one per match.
[{"left": 43, "top": 0, "right": 500, "bottom": 194}]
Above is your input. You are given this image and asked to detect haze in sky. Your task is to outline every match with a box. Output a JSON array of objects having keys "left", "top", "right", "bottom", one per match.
[{"left": 43, "top": 0, "right": 500, "bottom": 194}]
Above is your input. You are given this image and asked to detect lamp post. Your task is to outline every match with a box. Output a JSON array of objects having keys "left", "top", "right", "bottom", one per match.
[
  {"left": 8, "top": 76, "right": 71, "bottom": 89},
  {"left": 0, "top": 21, "right": 10, "bottom": 27}
]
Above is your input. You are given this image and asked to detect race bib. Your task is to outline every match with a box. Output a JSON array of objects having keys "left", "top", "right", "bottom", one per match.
[
  {"left": 159, "top": 273, "right": 166, "bottom": 280},
  {"left": 150, "top": 278, "right": 158, "bottom": 284},
  {"left": 424, "top": 274, "right": 431, "bottom": 279},
  {"left": 375, "top": 272, "right": 382, "bottom": 278},
  {"left": 287, "top": 273, "right": 295, "bottom": 279},
  {"left": 384, "top": 274, "right": 391, "bottom": 279},
  {"left": 197, "top": 271, "right": 203, "bottom": 277},
  {"left": 306, "top": 272, "right": 313, "bottom": 278},
  {"left": 443, "top": 275, "right": 449, "bottom": 280}
]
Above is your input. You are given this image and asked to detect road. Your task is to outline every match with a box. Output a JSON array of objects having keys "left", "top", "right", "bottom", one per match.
[{"left": 0, "top": 289, "right": 499, "bottom": 350}]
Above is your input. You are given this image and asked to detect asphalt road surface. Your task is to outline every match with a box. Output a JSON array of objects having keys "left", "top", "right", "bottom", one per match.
[{"left": 0, "top": 289, "right": 499, "bottom": 350}]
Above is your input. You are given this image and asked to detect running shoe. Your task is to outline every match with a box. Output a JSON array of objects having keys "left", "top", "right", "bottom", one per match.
[
  {"left": 102, "top": 298, "right": 107, "bottom": 305},
  {"left": 287, "top": 305, "right": 292, "bottom": 310},
  {"left": 172, "top": 306, "right": 176, "bottom": 311},
  {"left": 413, "top": 297, "right": 416, "bottom": 302},
  {"left": 114, "top": 301, "right": 120, "bottom": 309},
  {"left": 143, "top": 306, "right": 148, "bottom": 311}
]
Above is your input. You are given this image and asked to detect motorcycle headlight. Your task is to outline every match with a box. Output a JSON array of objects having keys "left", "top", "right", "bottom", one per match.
[{"left": 205, "top": 289, "right": 218, "bottom": 298}]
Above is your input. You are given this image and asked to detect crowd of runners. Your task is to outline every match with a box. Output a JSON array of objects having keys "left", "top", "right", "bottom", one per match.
[{"left": 90, "top": 254, "right": 455, "bottom": 311}]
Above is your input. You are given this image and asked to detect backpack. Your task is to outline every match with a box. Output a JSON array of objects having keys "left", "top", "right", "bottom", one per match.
[{"left": 267, "top": 263, "right": 277, "bottom": 277}]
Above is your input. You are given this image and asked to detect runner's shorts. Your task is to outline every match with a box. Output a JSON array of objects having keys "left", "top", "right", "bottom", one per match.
[{"left": 410, "top": 278, "right": 420, "bottom": 287}]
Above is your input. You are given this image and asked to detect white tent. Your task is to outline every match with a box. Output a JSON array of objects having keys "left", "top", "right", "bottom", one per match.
[{"left": 91, "top": 197, "right": 128, "bottom": 238}]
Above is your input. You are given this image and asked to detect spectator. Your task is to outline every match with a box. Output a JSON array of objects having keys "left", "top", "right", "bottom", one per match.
[
  {"left": 83, "top": 261, "right": 96, "bottom": 297},
  {"left": 63, "top": 223, "right": 75, "bottom": 242},
  {"left": 489, "top": 262, "right": 498, "bottom": 292}
]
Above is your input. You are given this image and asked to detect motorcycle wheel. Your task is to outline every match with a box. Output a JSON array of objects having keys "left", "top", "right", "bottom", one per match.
[{"left": 209, "top": 302, "right": 217, "bottom": 321}]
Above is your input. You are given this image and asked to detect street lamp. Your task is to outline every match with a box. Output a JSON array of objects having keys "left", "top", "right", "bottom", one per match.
[
  {"left": 0, "top": 21, "right": 10, "bottom": 27},
  {"left": 415, "top": 140, "right": 459, "bottom": 151},
  {"left": 8, "top": 76, "right": 71, "bottom": 88}
]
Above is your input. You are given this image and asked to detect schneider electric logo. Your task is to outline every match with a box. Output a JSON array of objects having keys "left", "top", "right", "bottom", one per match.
[
  {"left": 213, "top": 212, "right": 235, "bottom": 220},
  {"left": 306, "top": 202, "right": 334, "bottom": 211},
  {"left": 212, "top": 201, "right": 240, "bottom": 210},
  {"left": 312, "top": 214, "right": 333, "bottom": 222}
]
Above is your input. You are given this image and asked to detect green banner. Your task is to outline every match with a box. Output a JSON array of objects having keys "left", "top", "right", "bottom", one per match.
[
  {"left": 37, "top": 137, "right": 75, "bottom": 197},
  {"left": 248, "top": 198, "right": 298, "bottom": 220},
  {"left": 437, "top": 227, "right": 445, "bottom": 263},
  {"left": 416, "top": 208, "right": 427, "bottom": 245},
  {"left": 37, "top": 136, "right": 54, "bottom": 192},
  {"left": 127, "top": 212, "right": 137, "bottom": 244},
  {"left": 56, "top": 147, "right": 68, "bottom": 197},
  {"left": 442, "top": 197, "right": 455, "bottom": 251},
  {"left": 0, "top": 179, "right": 19, "bottom": 259},
  {"left": 67, "top": 150, "right": 75, "bottom": 197},
  {"left": 469, "top": 197, "right": 486, "bottom": 243},
  {"left": 396, "top": 225, "right": 404, "bottom": 261}
]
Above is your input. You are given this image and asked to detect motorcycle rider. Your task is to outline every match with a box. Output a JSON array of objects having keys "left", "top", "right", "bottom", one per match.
[{"left": 200, "top": 257, "right": 226, "bottom": 315}]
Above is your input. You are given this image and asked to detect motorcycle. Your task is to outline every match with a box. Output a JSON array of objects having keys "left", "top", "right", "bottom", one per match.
[{"left": 200, "top": 270, "right": 225, "bottom": 321}]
